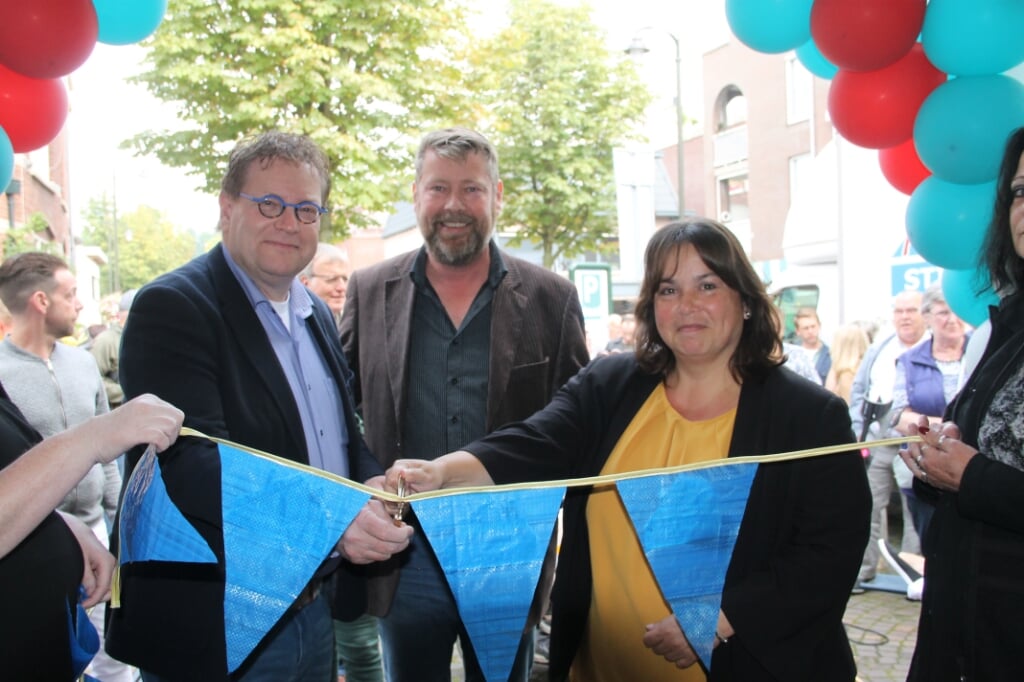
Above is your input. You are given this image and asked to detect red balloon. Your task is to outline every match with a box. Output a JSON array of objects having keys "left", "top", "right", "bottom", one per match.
[
  {"left": 828, "top": 45, "right": 946, "bottom": 150},
  {"left": 811, "top": 0, "right": 926, "bottom": 72},
  {"left": 0, "top": 0, "right": 98, "bottom": 80},
  {"left": 0, "top": 66, "right": 69, "bottom": 153},
  {"left": 879, "top": 138, "right": 930, "bottom": 195}
]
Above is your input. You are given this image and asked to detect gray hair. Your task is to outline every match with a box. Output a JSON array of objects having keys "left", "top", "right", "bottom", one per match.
[
  {"left": 920, "top": 283, "right": 946, "bottom": 315},
  {"left": 301, "top": 243, "right": 349, "bottom": 279},
  {"left": 415, "top": 128, "right": 499, "bottom": 186}
]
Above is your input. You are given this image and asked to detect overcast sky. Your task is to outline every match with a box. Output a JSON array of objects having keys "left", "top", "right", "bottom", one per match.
[{"left": 65, "top": 0, "right": 730, "bottom": 237}]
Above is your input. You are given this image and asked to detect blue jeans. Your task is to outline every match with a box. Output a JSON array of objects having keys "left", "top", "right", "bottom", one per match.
[
  {"left": 379, "top": 534, "right": 532, "bottom": 682},
  {"left": 334, "top": 613, "right": 383, "bottom": 682},
  {"left": 142, "top": 590, "right": 334, "bottom": 682}
]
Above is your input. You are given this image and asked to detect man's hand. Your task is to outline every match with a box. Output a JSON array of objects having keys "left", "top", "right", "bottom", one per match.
[{"left": 335, "top": 499, "right": 413, "bottom": 564}]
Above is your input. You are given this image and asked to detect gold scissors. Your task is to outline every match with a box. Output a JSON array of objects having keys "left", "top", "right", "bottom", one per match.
[{"left": 393, "top": 474, "right": 407, "bottom": 525}]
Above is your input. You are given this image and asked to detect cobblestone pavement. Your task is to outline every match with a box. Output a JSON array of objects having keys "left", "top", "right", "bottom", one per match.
[{"left": 846, "top": 585, "right": 920, "bottom": 682}]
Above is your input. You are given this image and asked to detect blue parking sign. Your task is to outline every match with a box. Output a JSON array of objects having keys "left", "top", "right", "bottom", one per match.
[{"left": 571, "top": 264, "right": 612, "bottom": 320}]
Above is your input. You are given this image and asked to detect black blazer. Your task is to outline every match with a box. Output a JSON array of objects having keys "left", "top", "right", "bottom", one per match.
[
  {"left": 106, "top": 244, "right": 380, "bottom": 680},
  {"left": 473, "top": 353, "right": 871, "bottom": 681}
]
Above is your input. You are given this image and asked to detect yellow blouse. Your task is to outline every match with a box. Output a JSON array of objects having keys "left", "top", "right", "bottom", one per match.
[{"left": 571, "top": 385, "right": 736, "bottom": 682}]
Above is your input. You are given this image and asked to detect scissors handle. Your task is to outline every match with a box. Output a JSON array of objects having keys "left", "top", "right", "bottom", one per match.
[{"left": 393, "top": 474, "right": 407, "bottom": 525}]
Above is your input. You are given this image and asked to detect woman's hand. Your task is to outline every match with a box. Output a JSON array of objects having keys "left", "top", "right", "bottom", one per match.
[
  {"left": 642, "top": 614, "right": 698, "bottom": 669},
  {"left": 899, "top": 417, "right": 976, "bottom": 492},
  {"left": 92, "top": 394, "right": 185, "bottom": 462},
  {"left": 60, "top": 513, "right": 115, "bottom": 608},
  {"left": 385, "top": 459, "right": 446, "bottom": 495}
]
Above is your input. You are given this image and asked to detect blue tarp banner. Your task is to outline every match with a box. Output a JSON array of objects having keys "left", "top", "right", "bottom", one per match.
[
  {"left": 617, "top": 462, "right": 758, "bottom": 670},
  {"left": 118, "top": 430, "right": 883, "bottom": 678},
  {"left": 218, "top": 442, "right": 372, "bottom": 671},
  {"left": 414, "top": 486, "right": 566, "bottom": 682},
  {"left": 118, "top": 446, "right": 216, "bottom": 565}
]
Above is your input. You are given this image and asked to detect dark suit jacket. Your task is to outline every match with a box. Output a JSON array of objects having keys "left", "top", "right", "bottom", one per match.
[
  {"left": 106, "top": 244, "right": 381, "bottom": 680},
  {"left": 340, "top": 245, "right": 590, "bottom": 615},
  {"left": 474, "top": 353, "right": 871, "bottom": 681}
]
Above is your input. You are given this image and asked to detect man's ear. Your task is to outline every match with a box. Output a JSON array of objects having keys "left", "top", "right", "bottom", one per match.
[{"left": 27, "top": 290, "right": 48, "bottom": 315}]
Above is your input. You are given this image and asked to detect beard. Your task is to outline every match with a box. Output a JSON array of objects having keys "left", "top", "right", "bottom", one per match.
[
  {"left": 422, "top": 211, "right": 492, "bottom": 267},
  {"left": 49, "top": 318, "right": 76, "bottom": 339}
]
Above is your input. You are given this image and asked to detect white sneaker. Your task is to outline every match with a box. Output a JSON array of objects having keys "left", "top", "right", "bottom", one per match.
[
  {"left": 906, "top": 577, "right": 924, "bottom": 601},
  {"left": 878, "top": 538, "right": 922, "bottom": 585}
]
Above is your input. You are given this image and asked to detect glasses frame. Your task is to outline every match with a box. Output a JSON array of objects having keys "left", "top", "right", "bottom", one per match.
[
  {"left": 238, "top": 192, "right": 328, "bottom": 225},
  {"left": 308, "top": 273, "right": 348, "bottom": 286}
]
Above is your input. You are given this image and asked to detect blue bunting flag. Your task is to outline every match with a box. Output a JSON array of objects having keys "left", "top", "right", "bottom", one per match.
[
  {"left": 617, "top": 462, "right": 758, "bottom": 670},
  {"left": 118, "top": 446, "right": 217, "bottom": 565},
  {"left": 218, "top": 442, "right": 372, "bottom": 671},
  {"left": 413, "top": 486, "right": 566, "bottom": 682}
]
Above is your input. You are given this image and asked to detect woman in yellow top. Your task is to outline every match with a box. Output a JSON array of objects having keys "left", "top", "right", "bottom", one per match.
[{"left": 390, "top": 219, "right": 871, "bottom": 681}]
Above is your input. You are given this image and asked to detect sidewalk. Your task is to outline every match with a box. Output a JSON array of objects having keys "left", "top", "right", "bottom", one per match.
[{"left": 846, "top": 586, "right": 920, "bottom": 682}]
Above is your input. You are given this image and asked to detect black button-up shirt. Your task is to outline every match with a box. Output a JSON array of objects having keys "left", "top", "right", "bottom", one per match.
[{"left": 403, "top": 242, "right": 508, "bottom": 459}]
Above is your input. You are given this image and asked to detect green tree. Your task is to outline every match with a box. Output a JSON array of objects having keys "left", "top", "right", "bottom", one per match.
[
  {"left": 470, "top": 0, "right": 652, "bottom": 268},
  {"left": 80, "top": 197, "right": 198, "bottom": 294},
  {"left": 126, "top": 0, "right": 475, "bottom": 237},
  {"left": 2, "top": 213, "right": 64, "bottom": 258}
]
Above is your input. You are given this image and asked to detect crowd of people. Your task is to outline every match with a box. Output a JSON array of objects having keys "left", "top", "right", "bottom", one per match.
[{"left": 2, "top": 124, "right": 1023, "bottom": 682}]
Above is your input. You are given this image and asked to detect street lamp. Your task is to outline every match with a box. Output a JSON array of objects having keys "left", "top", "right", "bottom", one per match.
[{"left": 626, "top": 30, "right": 685, "bottom": 220}]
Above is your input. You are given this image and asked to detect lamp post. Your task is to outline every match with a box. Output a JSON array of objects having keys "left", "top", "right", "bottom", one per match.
[{"left": 626, "top": 30, "right": 685, "bottom": 220}]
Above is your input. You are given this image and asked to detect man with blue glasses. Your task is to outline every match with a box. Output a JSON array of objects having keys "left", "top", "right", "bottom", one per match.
[{"left": 107, "top": 131, "right": 412, "bottom": 680}]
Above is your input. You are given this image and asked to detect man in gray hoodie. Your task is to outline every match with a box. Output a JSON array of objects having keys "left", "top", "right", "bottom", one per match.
[{"left": 0, "top": 252, "right": 128, "bottom": 682}]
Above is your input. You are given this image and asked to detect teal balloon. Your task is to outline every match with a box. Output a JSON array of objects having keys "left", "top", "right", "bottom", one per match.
[
  {"left": 0, "top": 127, "right": 13, "bottom": 193},
  {"left": 922, "top": 0, "right": 1024, "bottom": 76},
  {"left": 906, "top": 177, "right": 994, "bottom": 270},
  {"left": 726, "top": 0, "right": 813, "bottom": 54},
  {"left": 796, "top": 39, "right": 837, "bottom": 80},
  {"left": 942, "top": 266, "right": 999, "bottom": 327},
  {"left": 93, "top": 0, "right": 167, "bottom": 45},
  {"left": 914, "top": 75, "right": 1024, "bottom": 184}
]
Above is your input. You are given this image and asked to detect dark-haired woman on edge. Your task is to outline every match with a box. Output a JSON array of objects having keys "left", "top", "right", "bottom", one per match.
[{"left": 901, "top": 126, "right": 1024, "bottom": 680}]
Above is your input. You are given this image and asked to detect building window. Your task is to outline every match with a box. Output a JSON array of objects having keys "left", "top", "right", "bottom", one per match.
[
  {"left": 718, "top": 174, "right": 749, "bottom": 223},
  {"left": 786, "top": 53, "right": 812, "bottom": 124},
  {"left": 789, "top": 153, "right": 812, "bottom": 207},
  {"left": 715, "top": 85, "right": 747, "bottom": 131}
]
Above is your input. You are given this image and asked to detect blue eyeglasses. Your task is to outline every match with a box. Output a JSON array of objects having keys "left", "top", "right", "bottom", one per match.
[{"left": 239, "top": 192, "right": 328, "bottom": 225}]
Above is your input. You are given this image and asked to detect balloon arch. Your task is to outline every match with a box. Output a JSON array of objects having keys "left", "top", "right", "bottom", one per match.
[
  {"left": 725, "top": 0, "right": 1024, "bottom": 325},
  {"left": 0, "top": 0, "right": 167, "bottom": 204}
]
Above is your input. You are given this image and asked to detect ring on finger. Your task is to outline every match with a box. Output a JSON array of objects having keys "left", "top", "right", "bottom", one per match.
[
  {"left": 922, "top": 471, "right": 928, "bottom": 482},
  {"left": 938, "top": 434, "right": 948, "bottom": 449},
  {"left": 916, "top": 453, "right": 924, "bottom": 466}
]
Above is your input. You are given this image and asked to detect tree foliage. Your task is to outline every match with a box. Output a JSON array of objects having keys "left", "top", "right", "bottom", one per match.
[
  {"left": 126, "top": 0, "right": 475, "bottom": 237},
  {"left": 80, "top": 197, "right": 199, "bottom": 294},
  {"left": 470, "top": 0, "right": 652, "bottom": 268},
  {"left": 2, "top": 213, "right": 63, "bottom": 258}
]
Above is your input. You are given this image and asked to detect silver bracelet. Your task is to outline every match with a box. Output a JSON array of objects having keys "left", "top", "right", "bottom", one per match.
[{"left": 715, "top": 630, "right": 729, "bottom": 645}]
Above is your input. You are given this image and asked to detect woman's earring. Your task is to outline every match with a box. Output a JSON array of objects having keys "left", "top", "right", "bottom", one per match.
[{"left": 743, "top": 309, "right": 752, "bottom": 320}]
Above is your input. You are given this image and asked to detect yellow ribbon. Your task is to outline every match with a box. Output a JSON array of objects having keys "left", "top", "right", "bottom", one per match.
[
  {"left": 111, "top": 429, "right": 916, "bottom": 607},
  {"left": 180, "top": 427, "right": 918, "bottom": 501}
]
